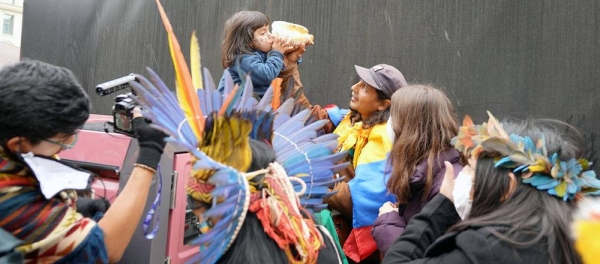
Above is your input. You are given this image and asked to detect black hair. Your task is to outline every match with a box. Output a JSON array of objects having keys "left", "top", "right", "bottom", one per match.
[
  {"left": 0, "top": 60, "right": 90, "bottom": 146},
  {"left": 221, "top": 11, "right": 271, "bottom": 68},
  {"left": 247, "top": 139, "right": 276, "bottom": 171},
  {"left": 217, "top": 214, "right": 341, "bottom": 264},
  {"left": 450, "top": 118, "right": 583, "bottom": 264},
  {"left": 350, "top": 88, "right": 390, "bottom": 128},
  {"left": 217, "top": 139, "right": 341, "bottom": 263}
]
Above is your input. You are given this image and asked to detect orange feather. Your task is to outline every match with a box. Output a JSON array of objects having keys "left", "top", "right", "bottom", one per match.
[
  {"left": 271, "top": 78, "right": 283, "bottom": 110},
  {"left": 156, "top": 0, "right": 204, "bottom": 138},
  {"left": 219, "top": 84, "right": 239, "bottom": 116}
]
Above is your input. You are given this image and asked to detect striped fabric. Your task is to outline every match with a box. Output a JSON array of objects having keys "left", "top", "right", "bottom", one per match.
[
  {"left": 0, "top": 148, "right": 107, "bottom": 263},
  {"left": 334, "top": 115, "right": 396, "bottom": 262}
]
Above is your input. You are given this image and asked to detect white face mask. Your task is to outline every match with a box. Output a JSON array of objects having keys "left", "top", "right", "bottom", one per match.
[
  {"left": 386, "top": 116, "right": 395, "bottom": 143},
  {"left": 452, "top": 169, "right": 473, "bottom": 220},
  {"left": 21, "top": 152, "right": 92, "bottom": 199}
]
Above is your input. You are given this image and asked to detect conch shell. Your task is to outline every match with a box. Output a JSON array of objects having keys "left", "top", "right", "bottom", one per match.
[{"left": 271, "top": 21, "right": 314, "bottom": 46}]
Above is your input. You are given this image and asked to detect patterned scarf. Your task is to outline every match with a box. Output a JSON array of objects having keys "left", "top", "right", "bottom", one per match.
[{"left": 0, "top": 147, "right": 97, "bottom": 263}]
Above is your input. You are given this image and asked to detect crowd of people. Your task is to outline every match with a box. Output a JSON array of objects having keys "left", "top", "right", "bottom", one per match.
[{"left": 1, "top": 5, "right": 600, "bottom": 264}]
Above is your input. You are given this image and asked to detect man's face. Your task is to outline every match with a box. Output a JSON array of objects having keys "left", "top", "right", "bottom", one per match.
[
  {"left": 349, "top": 80, "right": 385, "bottom": 120},
  {"left": 252, "top": 25, "right": 274, "bottom": 53}
]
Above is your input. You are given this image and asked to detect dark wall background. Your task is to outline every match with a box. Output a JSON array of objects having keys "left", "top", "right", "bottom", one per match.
[{"left": 21, "top": 0, "right": 600, "bottom": 162}]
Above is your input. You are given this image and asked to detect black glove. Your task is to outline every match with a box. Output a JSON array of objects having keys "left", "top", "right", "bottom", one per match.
[
  {"left": 133, "top": 117, "right": 167, "bottom": 170},
  {"left": 76, "top": 197, "right": 111, "bottom": 218}
]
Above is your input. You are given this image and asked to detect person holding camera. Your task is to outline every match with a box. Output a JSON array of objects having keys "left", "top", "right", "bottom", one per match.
[{"left": 0, "top": 60, "right": 167, "bottom": 263}]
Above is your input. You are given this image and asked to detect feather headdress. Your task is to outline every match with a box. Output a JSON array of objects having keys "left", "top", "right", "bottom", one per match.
[
  {"left": 451, "top": 111, "right": 600, "bottom": 201},
  {"left": 130, "top": 1, "right": 347, "bottom": 263}
]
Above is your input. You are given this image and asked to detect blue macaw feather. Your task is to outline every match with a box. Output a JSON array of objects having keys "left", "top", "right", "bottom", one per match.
[
  {"left": 146, "top": 68, "right": 189, "bottom": 119},
  {"left": 522, "top": 174, "right": 555, "bottom": 187},
  {"left": 298, "top": 198, "right": 324, "bottom": 207},
  {"left": 286, "top": 162, "right": 344, "bottom": 176},
  {"left": 257, "top": 86, "right": 274, "bottom": 110},
  {"left": 306, "top": 152, "right": 348, "bottom": 165},
  {"left": 307, "top": 204, "right": 329, "bottom": 212},
  {"left": 274, "top": 122, "right": 306, "bottom": 140},
  {"left": 204, "top": 199, "right": 241, "bottom": 218},
  {"left": 566, "top": 182, "right": 579, "bottom": 194},
  {"left": 287, "top": 120, "right": 328, "bottom": 139},
  {"left": 223, "top": 75, "right": 247, "bottom": 115},
  {"left": 312, "top": 133, "right": 339, "bottom": 144},
  {"left": 536, "top": 179, "right": 561, "bottom": 190},
  {"left": 243, "top": 97, "right": 258, "bottom": 110},
  {"left": 210, "top": 184, "right": 242, "bottom": 198},
  {"left": 513, "top": 164, "right": 530, "bottom": 172},
  {"left": 197, "top": 89, "right": 207, "bottom": 114},
  {"left": 274, "top": 141, "right": 312, "bottom": 160},
  {"left": 203, "top": 67, "right": 216, "bottom": 92},
  {"left": 566, "top": 158, "right": 582, "bottom": 176},
  {"left": 495, "top": 156, "right": 516, "bottom": 168},
  {"left": 580, "top": 171, "right": 600, "bottom": 190},
  {"left": 296, "top": 185, "right": 329, "bottom": 197},
  {"left": 222, "top": 70, "right": 234, "bottom": 95},
  {"left": 295, "top": 176, "right": 341, "bottom": 187},
  {"left": 206, "top": 169, "right": 239, "bottom": 184},
  {"left": 276, "top": 109, "right": 311, "bottom": 132},
  {"left": 273, "top": 98, "right": 295, "bottom": 117},
  {"left": 131, "top": 71, "right": 200, "bottom": 148},
  {"left": 235, "top": 75, "right": 255, "bottom": 112},
  {"left": 273, "top": 114, "right": 290, "bottom": 130}
]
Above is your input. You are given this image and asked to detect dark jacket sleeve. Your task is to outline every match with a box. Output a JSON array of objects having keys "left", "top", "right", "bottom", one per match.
[
  {"left": 372, "top": 211, "right": 407, "bottom": 255},
  {"left": 382, "top": 194, "right": 464, "bottom": 263}
]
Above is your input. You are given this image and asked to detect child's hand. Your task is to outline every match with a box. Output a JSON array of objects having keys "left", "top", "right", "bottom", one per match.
[{"left": 272, "top": 38, "right": 296, "bottom": 54}]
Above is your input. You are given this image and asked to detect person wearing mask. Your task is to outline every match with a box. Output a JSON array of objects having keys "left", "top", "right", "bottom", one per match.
[
  {"left": 0, "top": 60, "right": 167, "bottom": 263},
  {"left": 383, "top": 113, "right": 598, "bottom": 264}
]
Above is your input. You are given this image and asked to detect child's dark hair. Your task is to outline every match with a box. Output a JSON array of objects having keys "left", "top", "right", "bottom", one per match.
[{"left": 221, "top": 11, "right": 270, "bottom": 68}]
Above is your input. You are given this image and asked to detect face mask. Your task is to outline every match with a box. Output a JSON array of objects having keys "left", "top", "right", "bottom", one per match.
[
  {"left": 452, "top": 169, "right": 473, "bottom": 220},
  {"left": 386, "top": 116, "right": 395, "bottom": 143},
  {"left": 21, "top": 152, "right": 92, "bottom": 199}
]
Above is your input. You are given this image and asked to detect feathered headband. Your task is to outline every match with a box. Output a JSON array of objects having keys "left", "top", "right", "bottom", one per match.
[
  {"left": 129, "top": 1, "right": 347, "bottom": 263},
  {"left": 451, "top": 111, "right": 600, "bottom": 201}
]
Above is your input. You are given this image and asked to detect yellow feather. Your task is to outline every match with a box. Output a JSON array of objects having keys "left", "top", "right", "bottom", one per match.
[
  {"left": 156, "top": 0, "right": 204, "bottom": 139},
  {"left": 556, "top": 181, "right": 567, "bottom": 197},
  {"left": 191, "top": 31, "right": 203, "bottom": 90},
  {"left": 574, "top": 221, "right": 600, "bottom": 264}
]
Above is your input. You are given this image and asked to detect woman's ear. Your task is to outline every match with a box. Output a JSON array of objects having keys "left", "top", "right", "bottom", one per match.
[
  {"left": 501, "top": 172, "right": 518, "bottom": 202},
  {"left": 5, "top": 137, "right": 31, "bottom": 154},
  {"left": 378, "top": 99, "right": 391, "bottom": 111}
]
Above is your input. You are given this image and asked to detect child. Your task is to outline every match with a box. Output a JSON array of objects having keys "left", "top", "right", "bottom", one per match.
[{"left": 217, "top": 11, "right": 295, "bottom": 98}]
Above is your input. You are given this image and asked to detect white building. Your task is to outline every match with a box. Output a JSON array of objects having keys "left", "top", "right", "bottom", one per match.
[{"left": 0, "top": 0, "right": 23, "bottom": 66}]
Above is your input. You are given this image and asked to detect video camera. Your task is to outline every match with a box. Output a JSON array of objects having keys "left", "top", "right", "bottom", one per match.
[{"left": 95, "top": 74, "right": 139, "bottom": 137}]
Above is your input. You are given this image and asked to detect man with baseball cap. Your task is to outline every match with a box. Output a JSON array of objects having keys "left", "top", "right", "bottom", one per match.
[
  {"left": 354, "top": 64, "right": 407, "bottom": 99},
  {"left": 323, "top": 63, "right": 407, "bottom": 263}
]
